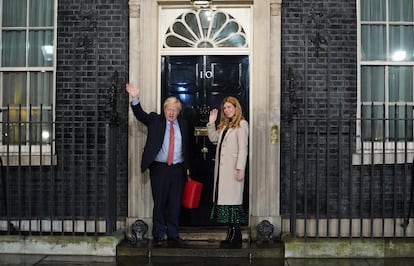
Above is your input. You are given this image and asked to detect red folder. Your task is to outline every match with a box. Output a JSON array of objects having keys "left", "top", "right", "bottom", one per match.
[{"left": 181, "top": 176, "right": 203, "bottom": 209}]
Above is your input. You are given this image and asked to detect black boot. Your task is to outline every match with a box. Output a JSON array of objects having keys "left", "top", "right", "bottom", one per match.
[
  {"left": 229, "top": 225, "right": 242, "bottom": 248},
  {"left": 220, "top": 226, "right": 233, "bottom": 247},
  {"left": 221, "top": 225, "right": 242, "bottom": 248}
]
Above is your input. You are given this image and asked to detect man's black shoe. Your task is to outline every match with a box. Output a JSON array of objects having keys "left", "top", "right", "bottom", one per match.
[
  {"left": 153, "top": 238, "right": 164, "bottom": 247},
  {"left": 167, "top": 237, "right": 188, "bottom": 248}
]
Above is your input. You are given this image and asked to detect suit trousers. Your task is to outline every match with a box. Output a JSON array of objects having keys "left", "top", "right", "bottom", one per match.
[{"left": 149, "top": 161, "right": 185, "bottom": 240}]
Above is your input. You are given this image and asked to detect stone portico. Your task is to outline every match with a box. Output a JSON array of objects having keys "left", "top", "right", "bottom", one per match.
[{"left": 127, "top": 0, "right": 282, "bottom": 239}]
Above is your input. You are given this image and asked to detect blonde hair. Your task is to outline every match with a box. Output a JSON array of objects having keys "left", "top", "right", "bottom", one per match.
[
  {"left": 163, "top": 96, "right": 182, "bottom": 112},
  {"left": 217, "top": 96, "right": 245, "bottom": 130}
]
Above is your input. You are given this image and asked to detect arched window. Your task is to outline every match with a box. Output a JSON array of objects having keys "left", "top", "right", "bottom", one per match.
[{"left": 163, "top": 9, "right": 248, "bottom": 48}]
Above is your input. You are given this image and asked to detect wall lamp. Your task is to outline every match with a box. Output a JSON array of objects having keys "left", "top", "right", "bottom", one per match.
[{"left": 190, "top": 0, "right": 212, "bottom": 9}]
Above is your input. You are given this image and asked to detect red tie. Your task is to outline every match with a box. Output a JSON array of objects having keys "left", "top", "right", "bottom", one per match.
[{"left": 167, "top": 121, "right": 174, "bottom": 165}]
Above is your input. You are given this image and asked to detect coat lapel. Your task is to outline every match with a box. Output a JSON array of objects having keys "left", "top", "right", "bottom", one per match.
[{"left": 220, "top": 126, "right": 233, "bottom": 144}]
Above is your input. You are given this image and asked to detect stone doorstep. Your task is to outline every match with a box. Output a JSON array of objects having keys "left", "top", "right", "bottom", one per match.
[
  {"left": 179, "top": 226, "right": 251, "bottom": 241},
  {"left": 117, "top": 240, "right": 284, "bottom": 258},
  {"left": 118, "top": 227, "right": 284, "bottom": 258}
]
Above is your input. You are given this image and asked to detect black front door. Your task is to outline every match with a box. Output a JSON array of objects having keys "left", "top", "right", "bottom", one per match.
[{"left": 161, "top": 55, "right": 249, "bottom": 226}]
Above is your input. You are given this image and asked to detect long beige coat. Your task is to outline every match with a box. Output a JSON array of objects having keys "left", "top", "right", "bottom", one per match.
[{"left": 207, "top": 120, "right": 249, "bottom": 205}]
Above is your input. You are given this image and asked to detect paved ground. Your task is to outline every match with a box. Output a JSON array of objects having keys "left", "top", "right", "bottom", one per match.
[
  {"left": 2, "top": 239, "right": 414, "bottom": 265},
  {"left": 1, "top": 255, "right": 414, "bottom": 266}
]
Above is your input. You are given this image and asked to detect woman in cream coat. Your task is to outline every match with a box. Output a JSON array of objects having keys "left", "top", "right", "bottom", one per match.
[{"left": 207, "top": 96, "right": 249, "bottom": 248}]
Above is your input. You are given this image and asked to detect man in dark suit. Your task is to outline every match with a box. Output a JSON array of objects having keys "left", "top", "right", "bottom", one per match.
[{"left": 126, "top": 83, "right": 190, "bottom": 247}]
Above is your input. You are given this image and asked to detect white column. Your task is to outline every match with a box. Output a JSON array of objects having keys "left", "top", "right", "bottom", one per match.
[
  {"left": 249, "top": 0, "right": 282, "bottom": 238},
  {"left": 268, "top": 0, "right": 282, "bottom": 235},
  {"left": 127, "top": 0, "right": 159, "bottom": 236}
]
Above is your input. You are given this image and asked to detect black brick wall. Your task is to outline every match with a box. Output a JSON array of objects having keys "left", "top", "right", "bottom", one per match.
[
  {"left": 280, "top": 0, "right": 358, "bottom": 217},
  {"left": 56, "top": 0, "right": 130, "bottom": 218},
  {"left": 280, "top": 0, "right": 413, "bottom": 219},
  {"left": 1, "top": 1, "right": 130, "bottom": 222}
]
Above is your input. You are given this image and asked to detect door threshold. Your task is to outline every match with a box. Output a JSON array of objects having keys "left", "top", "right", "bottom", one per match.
[{"left": 180, "top": 226, "right": 250, "bottom": 241}]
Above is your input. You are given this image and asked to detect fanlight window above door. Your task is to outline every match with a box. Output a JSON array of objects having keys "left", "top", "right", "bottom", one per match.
[{"left": 163, "top": 9, "right": 248, "bottom": 48}]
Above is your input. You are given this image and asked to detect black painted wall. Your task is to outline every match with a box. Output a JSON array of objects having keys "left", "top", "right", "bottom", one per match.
[
  {"left": 280, "top": 0, "right": 412, "bottom": 220},
  {"left": 56, "top": 0, "right": 130, "bottom": 218}
]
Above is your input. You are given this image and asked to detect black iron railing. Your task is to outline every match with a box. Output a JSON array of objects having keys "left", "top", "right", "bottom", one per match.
[
  {"left": 0, "top": 117, "right": 118, "bottom": 236},
  {"left": 286, "top": 113, "right": 414, "bottom": 238}
]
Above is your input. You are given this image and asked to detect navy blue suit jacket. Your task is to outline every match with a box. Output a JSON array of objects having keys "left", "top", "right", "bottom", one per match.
[{"left": 130, "top": 102, "right": 190, "bottom": 173}]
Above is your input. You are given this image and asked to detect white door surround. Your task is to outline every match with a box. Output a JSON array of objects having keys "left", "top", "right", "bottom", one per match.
[{"left": 127, "top": 0, "right": 282, "bottom": 239}]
